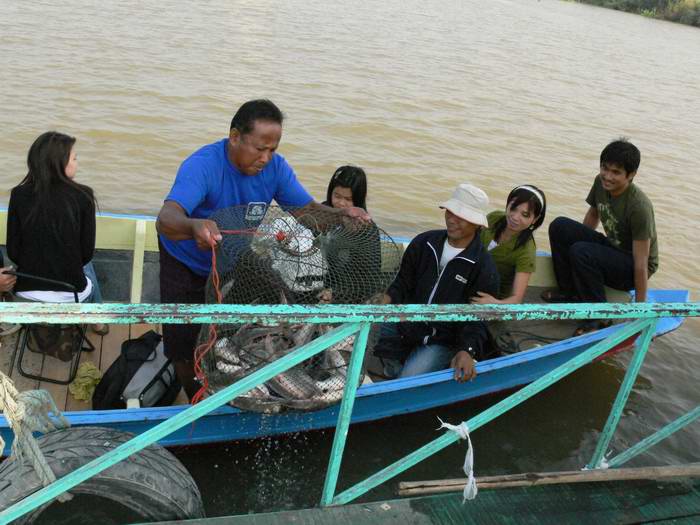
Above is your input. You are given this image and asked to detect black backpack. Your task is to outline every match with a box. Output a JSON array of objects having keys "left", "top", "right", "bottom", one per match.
[{"left": 92, "top": 330, "right": 181, "bottom": 410}]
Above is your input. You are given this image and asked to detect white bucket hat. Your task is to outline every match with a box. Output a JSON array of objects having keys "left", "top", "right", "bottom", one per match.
[{"left": 439, "top": 183, "right": 489, "bottom": 227}]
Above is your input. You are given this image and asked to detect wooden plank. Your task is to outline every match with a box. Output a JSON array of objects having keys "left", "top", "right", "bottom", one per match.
[
  {"left": 97, "top": 323, "right": 130, "bottom": 371},
  {"left": 64, "top": 327, "right": 106, "bottom": 412},
  {"left": 37, "top": 350, "right": 70, "bottom": 412},
  {"left": 0, "top": 331, "right": 19, "bottom": 379},
  {"left": 398, "top": 464, "right": 700, "bottom": 496},
  {"left": 129, "top": 322, "right": 160, "bottom": 339},
  {"left": 60, "top": 323, "right": 130, "bottom": 411},
  {"left": 172, "top": 388, "right": 189, "bottom": 406},
  {"left": 1, "top": 329, "right": 40, "bottom": 393},
  {"left": 134, "top": 477, "right": 700, "bottom": 525},
  {"left": 31, "top": 326, "right": 81, "bottom": 406},
  {"left": 93, "top": 214, "right": 159, "bottom": 252},
  {"left": 130, "top": 219, "right": 147, "bottom": 303}
]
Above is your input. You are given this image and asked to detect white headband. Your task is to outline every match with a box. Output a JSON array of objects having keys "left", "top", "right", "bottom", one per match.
[{"left": 515, "top": 185, "right": 544, "bottom": 208}]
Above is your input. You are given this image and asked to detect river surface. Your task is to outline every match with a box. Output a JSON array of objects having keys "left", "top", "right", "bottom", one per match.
[{"left": 1, "top": 0, "right": 699, "bottom": 521}]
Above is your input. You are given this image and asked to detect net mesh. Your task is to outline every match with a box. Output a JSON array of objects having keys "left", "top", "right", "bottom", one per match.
[{"left": 194, "top": 204, "right": 401, "bottom": 413}]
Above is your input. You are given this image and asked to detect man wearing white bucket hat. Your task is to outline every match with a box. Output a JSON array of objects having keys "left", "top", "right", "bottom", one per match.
[{"left": 374, "top": 183, "right": 500, "bottom": 382}]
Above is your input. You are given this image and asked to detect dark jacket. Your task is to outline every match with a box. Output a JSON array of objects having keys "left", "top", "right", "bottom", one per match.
[
  {"left": 7, "top": 183, "right": 95, "bottom": 293},
  {"left": 375, "top": 229, "right": 499, "bottom": 361}
]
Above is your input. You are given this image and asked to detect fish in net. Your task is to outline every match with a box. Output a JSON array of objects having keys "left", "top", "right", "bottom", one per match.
[{"left": 194, "top": 204, "right": 401, "bottom": 413}]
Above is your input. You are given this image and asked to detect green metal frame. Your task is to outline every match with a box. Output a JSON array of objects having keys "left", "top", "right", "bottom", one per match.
[
  {"left": 0, "top": 301, "right": 698, "bottom": 523},
  {"left": 331, "top": 318, "right": 656, "bottom": 506}
]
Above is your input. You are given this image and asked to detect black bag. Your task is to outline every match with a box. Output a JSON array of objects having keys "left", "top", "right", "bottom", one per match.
[{"left": 92, "top": 330, "right": 181, "bottom": 410}]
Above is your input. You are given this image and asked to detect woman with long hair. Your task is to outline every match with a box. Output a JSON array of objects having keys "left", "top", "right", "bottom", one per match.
[
  {"left": 473, "top": 184, "right": 547, "bottom": 304},
  {"left": 7, "top": 131, "right": 104, "bottom": 313}
]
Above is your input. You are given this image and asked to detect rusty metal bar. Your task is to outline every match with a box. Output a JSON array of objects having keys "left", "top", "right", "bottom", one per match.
[{"left": 0, "top": 301, "right": 697, "bottom": 325}]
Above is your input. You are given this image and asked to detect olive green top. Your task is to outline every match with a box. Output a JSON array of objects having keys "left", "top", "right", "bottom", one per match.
[
  {"left": 586, "top": 175, "right": 658, "bottom": 274},
  {"left": 480, "top": 210, "right": 536, "bottom": 298}
]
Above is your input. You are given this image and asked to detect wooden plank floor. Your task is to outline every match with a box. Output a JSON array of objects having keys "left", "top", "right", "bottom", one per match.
[
  {"left": 140, "top": 477, "right": 700, "bottom": 525},
  {"left": 0, "top": 322, "right": 188, "bottom": 412}
]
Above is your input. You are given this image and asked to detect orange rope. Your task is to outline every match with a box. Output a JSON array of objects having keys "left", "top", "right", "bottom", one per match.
[{"left": 190, "top": 228, "right": 289, "bottom": 404}]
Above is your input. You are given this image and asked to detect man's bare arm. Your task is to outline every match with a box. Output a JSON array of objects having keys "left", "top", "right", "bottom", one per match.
[
  {"left": 156, "top": 201, "right": 222, "bottom": 250},
  {"left": 582, "top": 206, "right": 600, "bottom": 229},
  {"left": 632, "top": 239, "right": 650, "bottom": 303}
]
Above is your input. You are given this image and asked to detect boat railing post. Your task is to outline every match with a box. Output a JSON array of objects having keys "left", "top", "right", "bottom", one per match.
[
  {"left": 587, "top": 318, "right": 657, "bottom": 470},
  {"left": 321, "top": 321, "right": 371, "bottom": 506},
  {"left": 329, "top": 317, "right": 653, "bottom": 506},
  {"left": 129, "top": 219, "right": 147, "bottom": 303}
]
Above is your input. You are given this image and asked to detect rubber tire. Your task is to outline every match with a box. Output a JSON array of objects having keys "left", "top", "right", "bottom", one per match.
[{"left": 0, "top": 426, "right": 205, "bottom": 524}]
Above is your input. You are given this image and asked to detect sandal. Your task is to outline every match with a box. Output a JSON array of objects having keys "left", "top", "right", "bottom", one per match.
[
  {"left": 541, "top": 289, "right": 576, "bottom": 303},
  {"left": 573, "top": 320, "right": 613, "bottom": 337}
]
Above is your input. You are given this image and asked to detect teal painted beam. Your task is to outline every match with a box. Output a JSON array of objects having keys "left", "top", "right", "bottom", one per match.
[
  {"left": 330, "top": 318, "right": 654, "bottom": 506},
  {"left": 0, "top": 323, "right": 362, "bottom": 524},
  {"left": 321, "top": 322, "right": 371, "bottom": 506},
  {"left": 0, "top": 302, "right": 697, "bottom": 325},
  {"left": 587, "top": 320, "right": 657, "bottom": 469},
  {"left": 607, "top": 405, "right": 700, "bottom": 468}
]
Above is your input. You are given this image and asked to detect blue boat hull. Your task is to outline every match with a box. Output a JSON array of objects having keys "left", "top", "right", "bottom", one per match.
[{"left": 0, "top": 290, "right": 688, "bottom": 456}]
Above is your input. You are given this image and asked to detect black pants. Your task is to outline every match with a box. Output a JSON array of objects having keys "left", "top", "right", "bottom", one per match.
[
  {"left": 158, "top": 240, "right": 208, "bottom": 362},
  {"left": 548, "top": 217, "right": 635, "bottom": 302}
]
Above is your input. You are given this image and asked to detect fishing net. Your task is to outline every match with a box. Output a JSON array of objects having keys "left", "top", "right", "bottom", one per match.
[{"left": 194, "top": 204, "right": 402, "bottom": 413}]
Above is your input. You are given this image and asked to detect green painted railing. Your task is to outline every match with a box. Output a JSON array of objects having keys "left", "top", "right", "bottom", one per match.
[
  {"left": 332, "top": 317, "right": 655, "bottom": 505},
  {"left": 0, "top": 301, "right": 698, "bottom": 523},
  {"left": 0, "top": 301, "right": 698, "bottom": 325}
]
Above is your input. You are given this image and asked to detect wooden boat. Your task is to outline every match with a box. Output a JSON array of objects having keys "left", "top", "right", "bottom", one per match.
[{"left": 0, "top": 211, "right": 688, "bottom": 455}]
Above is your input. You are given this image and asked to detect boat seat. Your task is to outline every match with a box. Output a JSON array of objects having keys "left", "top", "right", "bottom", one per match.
[{"left": 6, "top": 272, "right": 94, "bottom": 385}]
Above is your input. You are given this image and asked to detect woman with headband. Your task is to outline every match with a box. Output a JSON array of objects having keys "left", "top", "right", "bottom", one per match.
[{"left": 472, "top": 185, "right": 547, "bottom": 304}]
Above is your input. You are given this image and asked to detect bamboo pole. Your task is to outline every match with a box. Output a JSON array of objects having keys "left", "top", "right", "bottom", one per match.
[{"left": 397, "top": 464, "right": 700, "bottom": 497}]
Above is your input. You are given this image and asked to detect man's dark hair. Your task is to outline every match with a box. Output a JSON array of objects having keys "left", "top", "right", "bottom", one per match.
[
  {"left": 600, "top": 138, "right": 641, "bottom": 175},
  {"left": 230, "top": 99, "right": 284, "bottom": 136}
]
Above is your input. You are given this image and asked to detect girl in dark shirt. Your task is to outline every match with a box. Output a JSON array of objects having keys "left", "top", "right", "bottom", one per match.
[
  {"left": 322, "top": 165, "right": 382, "bottom": 304},
  {"left": 7, "top": 131, "right": 103, "bottom": 306},
  {"left": 323, "top": 165, "right": 368, "bottom": 210}
]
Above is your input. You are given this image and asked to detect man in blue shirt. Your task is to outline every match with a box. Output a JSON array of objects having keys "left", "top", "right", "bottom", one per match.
[{"left": 157, "top": 99, "right": 368, "bottom": 398}]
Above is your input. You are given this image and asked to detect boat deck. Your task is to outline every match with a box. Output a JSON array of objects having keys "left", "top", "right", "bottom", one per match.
[
  {"left": 0, "top": 322, "right": 189, "bottom": 411},
  {"left": 139, "top": 475, "right": 700, "bottom": 525}
]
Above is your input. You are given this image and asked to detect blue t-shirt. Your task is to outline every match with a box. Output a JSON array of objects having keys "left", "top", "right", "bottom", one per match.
[{"left": 160, "top": 138, "right": 313, "bottom": 276}]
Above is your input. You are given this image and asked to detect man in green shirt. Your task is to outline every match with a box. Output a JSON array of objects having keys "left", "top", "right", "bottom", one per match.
[{"left": 546, "top": 139, "right": 658, "bottom": 332}]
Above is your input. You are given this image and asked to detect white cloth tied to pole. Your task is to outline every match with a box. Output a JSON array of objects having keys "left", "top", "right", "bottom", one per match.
[{"left": 437, "top": 416, "right": 478, "bottom": 502}]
